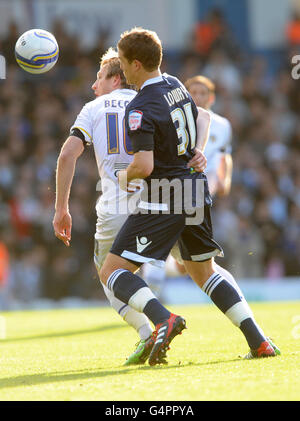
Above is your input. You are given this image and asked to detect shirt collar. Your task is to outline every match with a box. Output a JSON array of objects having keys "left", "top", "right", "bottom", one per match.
[
  {"left": 140, "top": 73, "right": 163, "bottom": 91},
  {"left": 113, "top": 88, "right": 135, "bottom": 94}
]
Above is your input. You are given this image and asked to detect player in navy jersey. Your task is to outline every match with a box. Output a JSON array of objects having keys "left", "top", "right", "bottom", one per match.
[
  {"left": 53, "top": 47, "right": 208, "bottom": 366},
  {"left": 100, "top": 27, "right": 279, "bottom": 364},
  {"left": 121, "top": 73, "right": 213, "bottom": 214},
  {"left": 125, "top": 74, "right": 198, "bottom": 179}
]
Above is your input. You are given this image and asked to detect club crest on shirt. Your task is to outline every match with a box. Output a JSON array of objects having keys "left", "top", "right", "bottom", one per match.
[{"left": 128, "top": 110, "right": 143, "bottom": 130}]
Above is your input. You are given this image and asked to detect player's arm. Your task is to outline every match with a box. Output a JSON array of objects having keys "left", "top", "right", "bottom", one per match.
[
  {"left": 118, "top": 150, "right": 154, "bottom": 191},
  {"left": 53, "top": 135, "right": 85, "bottom": 246},
  {"left": 118, "top": 111, "right": 155, "bottom": 191},
  {"left": 195, "top": 106, "right": 211, "bottom": 152},
  {"left": 127, "top": 150, "right": 154, "bottom": 180},
  {"left": 187, "top": 107, "right": 211, "bottom": 171},
  {"left": 217, "top": 153, "right": 233, "bottom": 196},
  {"left": 216, "top": 120, "right": 233, "bottom": 196}
]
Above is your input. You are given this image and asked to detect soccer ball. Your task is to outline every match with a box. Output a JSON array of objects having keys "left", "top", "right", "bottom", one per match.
[{"left": 15, "top": 29, "right": 59, "bottom": 74}]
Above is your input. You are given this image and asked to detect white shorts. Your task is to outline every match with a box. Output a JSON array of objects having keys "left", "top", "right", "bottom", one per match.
[{"left": 94, "top": 213, "right": 128, "bottom": 271}]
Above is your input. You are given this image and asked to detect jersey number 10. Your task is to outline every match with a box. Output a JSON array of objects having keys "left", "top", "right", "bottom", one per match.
[
  {"left": 106, "top": 113, "right": 133, "bottom": 155},
  {"left": 171, "top": 102, "right": 196, "bottom": 155}
]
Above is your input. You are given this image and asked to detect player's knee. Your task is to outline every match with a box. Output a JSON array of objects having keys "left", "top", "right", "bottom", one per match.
[
  {"left": 99, "top": 264, "right": 111, "bottom": 285},
  {"left": 184, "top": 258, "right": 214, "bottom": 287},
  {"left": 96, "top": 267, "right": 105, "bottom": 286}
]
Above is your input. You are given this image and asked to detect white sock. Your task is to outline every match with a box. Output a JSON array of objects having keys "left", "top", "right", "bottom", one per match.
[
  {"left": 122, "top": 310, "right": 153, "bottom": 340},
  {"left": 102, "top": 282, "right": 128, "bottom": 315},
  {"left": 138, "top": 324, "right": 153, "bottom": 341},
  {"left": 102, "top": 282, "right": 152, "bottom": 340}
]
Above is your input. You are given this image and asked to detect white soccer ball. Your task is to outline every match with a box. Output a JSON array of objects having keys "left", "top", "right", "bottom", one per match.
[{"left": 15, "top": 29, "right": 59, "bottom": 74}]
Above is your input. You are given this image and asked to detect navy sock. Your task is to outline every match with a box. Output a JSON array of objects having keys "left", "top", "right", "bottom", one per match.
[
  {"left": 143, "top": 299, "right": 171, "bottom": 326},
  {"left": 240, "top": 319, "right": 266, "bottom": 349},
  {"left": 108, "top": 269, "right": 170, "bottom": 326},
  {"left": 210, "top": 279, "right": 241, "bottom": 313}
]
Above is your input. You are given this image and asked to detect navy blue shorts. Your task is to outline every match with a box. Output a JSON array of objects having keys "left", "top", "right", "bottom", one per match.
[{"left": 110, "top": 204, "right": 223, "bottom": 267}]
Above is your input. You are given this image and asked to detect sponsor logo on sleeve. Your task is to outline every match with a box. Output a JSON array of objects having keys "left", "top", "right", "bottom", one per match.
[{"left": 128, "top": 110, "right": 143, "bottom": 131}]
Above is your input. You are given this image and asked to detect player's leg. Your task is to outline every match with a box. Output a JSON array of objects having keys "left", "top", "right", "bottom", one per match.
[
  {"left": 213, "top": 262, "right": 254, "bottom": 317},
  {"left": 183, "top": 258, "right": 275, "bottom": 357},
  {"left": 142, "top": 263, "right": 166, "bottom": 300},
  {"left": 180, "top": 205, "right": 279, "bottom": 358},
  {"left": 171, "top": 244, "right": 250, "bottom": 301},
  {"left": 169, "top": 249, "right": 268, "bottom": 340},
  {"left": 122, "top": 262, "right": 167, "bottom": 365},
  {"left": 170, "top": 245, "right": 253, "bottom": 311},
  {"left": 212, "top": 262, "right": 280, "bottom": 357},
  {"left": 98, "top": 266, "right": 152, "bottom": 339},
  {"left": 100, "top": 212, "right": 188, "bottom": 366},
  {"left": 94, "top": 217, "right": 152, "bottom": 342}
]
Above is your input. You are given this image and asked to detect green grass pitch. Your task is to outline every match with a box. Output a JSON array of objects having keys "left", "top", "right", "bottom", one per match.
[{"left": 0, "top": 301, "right": 299, "bottom": 401}]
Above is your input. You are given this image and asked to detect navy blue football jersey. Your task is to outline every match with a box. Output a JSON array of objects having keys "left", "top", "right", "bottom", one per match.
[
  {"left": 110, "top": 74, "right": 221, "bottom": 265},
  {"left": 125, "top": 73, "right": 211, "bottom": 210},
  {"left": 125, "top": 73, "right": 198, "bottom": 180}
]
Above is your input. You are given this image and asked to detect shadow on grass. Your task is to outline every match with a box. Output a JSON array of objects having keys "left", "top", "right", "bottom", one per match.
[
  {"left": 1, "top": 323, "right": 127, "bottom": 343},
  {"left": 0, "top": 358, "right": 242, "bottom": 390}
]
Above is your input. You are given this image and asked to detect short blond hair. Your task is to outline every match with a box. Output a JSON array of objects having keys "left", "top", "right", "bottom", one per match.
[
  {"left": 184, "top": 75, "right": 215, "bottom": 93},
  {"left": 100, "top": 47, "right": 130, "bottom": 88},
  {"left": 118, "top": 27, "right": 162, "bottom": 71}
]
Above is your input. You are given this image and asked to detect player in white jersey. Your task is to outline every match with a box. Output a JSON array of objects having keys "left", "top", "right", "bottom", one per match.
[
  {"left": 185, "top": 75, "right": 232, "bottom": 197},
  {"left": 52, "top": 48, "right": 208, "bottom": 364},
  {"left": 52, "top": 48, "right": 154, "bottom": 346}
]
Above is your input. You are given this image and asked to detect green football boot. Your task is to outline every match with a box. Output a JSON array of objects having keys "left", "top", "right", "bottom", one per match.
[{"left": 124, "top": 334, "right": 155, "bottom": 366}]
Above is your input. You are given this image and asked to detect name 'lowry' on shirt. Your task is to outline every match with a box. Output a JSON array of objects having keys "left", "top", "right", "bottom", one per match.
[{"left": 163, "top": 86, "right": 189, "bottom": 108}]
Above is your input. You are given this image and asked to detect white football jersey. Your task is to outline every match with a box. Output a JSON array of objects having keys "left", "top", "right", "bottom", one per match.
[
  {"left": 204, "top": 111, "right": 232, "bottom": 175},
  {"left": 71, "top": 88, "right": 137, "bottom": 217}
]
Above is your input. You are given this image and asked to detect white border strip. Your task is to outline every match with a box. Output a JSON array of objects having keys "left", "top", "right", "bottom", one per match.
[
  {"left": 138, "top": 200, "right": 168, "bottom": 211},
  {"left": 191, "top": 248, "right": 223, "bottom": 262},
  {"left": 121, "top": 250, "right": 165, "bottom": 268}
]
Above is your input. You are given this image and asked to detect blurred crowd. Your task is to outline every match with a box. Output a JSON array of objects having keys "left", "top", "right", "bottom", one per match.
[{"left": 0, "top": 12, "right": 300, "bottom": 307}]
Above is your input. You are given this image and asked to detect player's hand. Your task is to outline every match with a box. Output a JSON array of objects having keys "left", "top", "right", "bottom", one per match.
[
  {"left": 187, "top": 148, "right": 207, "bottom": 172},
  {"left": 118, "top": 169, "right": 129, "bottom": 192},
  {"left": 127, "top": 180, "right": 143, "bottom": 193},
  {"left": 53, "top": 210, "right": 72, "bottom": 247},
  {"left": 118, "top": 170, "right": 142, "bottom": 193}
]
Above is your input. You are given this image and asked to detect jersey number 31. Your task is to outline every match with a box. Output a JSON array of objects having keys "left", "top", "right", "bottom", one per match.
[{"left": 171, "top": 102, "right": 196, "bottom": 155}]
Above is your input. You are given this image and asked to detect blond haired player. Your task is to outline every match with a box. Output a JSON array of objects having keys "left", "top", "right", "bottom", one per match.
[{"left": 53, "top": 48, "right": 208, "bottom": 365}]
